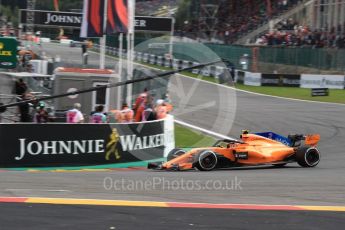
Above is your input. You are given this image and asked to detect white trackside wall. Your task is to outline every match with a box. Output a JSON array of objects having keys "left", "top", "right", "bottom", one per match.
[
  {"left": 244, "top": 72, "right": 261, "bottom": 86},
  {"left": 300, "top": 75, "right": 345, "bottom": 89}
]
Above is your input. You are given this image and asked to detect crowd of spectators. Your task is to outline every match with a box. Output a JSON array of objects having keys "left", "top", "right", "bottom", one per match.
[
  {"left": 255, "top": 19, "right": 345, "bottom": 48},
  {"left": 16, "top": 85, "right": 172, "bottom": 124},
  {"left": 180, "top": 0, "right": 301, "bottom": 44},
  {"left": 108, "top": 88, "right": 173, "bottom": 123},
  {"left": 12, "top": 75, "right": 172, "bottom": 124},
  {"left": 65, "top": 89, "right": 173, "bottom": 124}
]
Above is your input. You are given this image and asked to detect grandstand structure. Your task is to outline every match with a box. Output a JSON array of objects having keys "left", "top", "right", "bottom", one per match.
[
  {"left": 197, "top": 0, "right": 219, "bottom": 38},
  {"left": 236, "top": 0, "right": 345, "bottom": 44},
  {"left": 312, "top": 0, "right": 345, "bottom": 32},
  {"left": 180, "top": 0, "right": 345, "bottom": 45}
]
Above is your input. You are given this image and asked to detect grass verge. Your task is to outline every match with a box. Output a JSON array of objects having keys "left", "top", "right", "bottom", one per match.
[
  {"left": 175, "top": 123, "right": 215, "bottom": 147},
  {"left": 235, "top": 84, "right": 345, "bottom": 104}
]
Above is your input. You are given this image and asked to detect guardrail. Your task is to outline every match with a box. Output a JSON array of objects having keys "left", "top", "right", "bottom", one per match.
[{"left": 92, "top": 44, "right": 231, "bottom": 80}]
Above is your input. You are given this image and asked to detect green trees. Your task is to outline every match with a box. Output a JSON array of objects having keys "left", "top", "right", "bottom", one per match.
[
  {"left": 0, "top": 5, "right": 19, "bottom": 27},
  {"left": 174, "top": 0, "right": 192, "bottom": 29}
]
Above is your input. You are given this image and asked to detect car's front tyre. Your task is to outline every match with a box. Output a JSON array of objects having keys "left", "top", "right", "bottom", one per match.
[{"left": 195, "top": 150, "right": 218, "bottom": 171}]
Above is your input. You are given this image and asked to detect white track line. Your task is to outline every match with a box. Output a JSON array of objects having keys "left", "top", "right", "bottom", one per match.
[{"left": 175, "top": 119, "right": 236, "bottom": 141}]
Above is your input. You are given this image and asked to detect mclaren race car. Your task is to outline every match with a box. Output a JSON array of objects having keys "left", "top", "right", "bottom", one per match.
[{"left": 148, "top": 131, "right": 321, "bottom": 171}]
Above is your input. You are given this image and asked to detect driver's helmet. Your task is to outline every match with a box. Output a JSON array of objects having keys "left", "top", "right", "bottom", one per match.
[{"left": 241, "top": 130, "right": 249, "bottom": 135}]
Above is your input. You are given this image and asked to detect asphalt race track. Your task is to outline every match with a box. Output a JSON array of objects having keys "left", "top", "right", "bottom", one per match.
[
  {"left": 1, "top": 42, "right": 344, "bottom": 229},
  {"left": 1, "top": 203, "right": 345, "bottom": 230}
]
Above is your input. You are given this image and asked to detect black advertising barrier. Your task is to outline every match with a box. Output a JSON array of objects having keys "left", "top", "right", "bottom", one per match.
[
  {"left": 0, "top": 121, "right": 165, "bottom": 167},
  {"left": 20, "top": 10, "right": 173, "bottom": 32},
  {"left": 236, "top": 71, "right": 245, "bottom": 84},
  {"left": 20, "top": 10, "right": 83, "bottom": 28},
  {"left": 311, "top": 88, "right": 329, "bottom": 96},
  {"left": 261, "top": 74, "right": 301, "bottom": 87},
  {"left": 134, "top": 16, "right": 173, "bottom": 32}
]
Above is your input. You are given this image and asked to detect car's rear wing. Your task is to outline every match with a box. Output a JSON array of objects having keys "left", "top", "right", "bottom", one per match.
[{"left": 305, "top": 134, "right": 320, "bottom": 146}]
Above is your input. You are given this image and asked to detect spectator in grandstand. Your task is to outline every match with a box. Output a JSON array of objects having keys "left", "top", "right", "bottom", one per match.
[
  {"left": 116, "top": 103, "right": 134, "bottom": 123},
  {"left": 142, "top": 98, "right": 156, "bottom": 121},
  {"left": 35, "top": 31, "right": 42, "bottom": 46},
  {"left": 133, "top": 88, "right": 148, "bottom": 112},
  {"left": 255, "top": 24, "right": 345, "bottom": 49},
  {"left": 66, "top": 103, "right": 84, "bottom": 123},
  {"left": 133, "top": 88, "right": 150, "bottom": 122},
  {"left": 255, "top": 35, "right": 267, "bottom": 45},
  {"left": 14, "top": 78, "right": 27, "bottom": 96},
  {"left": 90, "top": 106, "right": 98, "bottom": 116},
  {"left": 33, "top": 102, "right": 49, "bottom": 123},
  {"left": 18, "top": 46, "right": 35, "bottom": 68},
  {"left": 134, "top": 95, "right": 147, "bottom": 122},
  {"left": 81, "top": 40, "right": 91, "bottom": 65},
  {"left": 90, "top": 105, "right": 107, "bottom": 123},
  {"left": 155, "top": 99, "right": 173, "bottom": 120},
  {"left": 18, "top": 93, "right": 34, "bottom": 122},
  {"left": 107, "top": 108, "right": 119, "bottom": 123},
  {"left": 178, "top": 0, "right": 302, "bottom": 44}
]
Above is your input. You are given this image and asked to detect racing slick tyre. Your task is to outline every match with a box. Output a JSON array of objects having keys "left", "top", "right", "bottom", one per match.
[
  {"left": 195, "top": 150, "right": 218, "bottom": 171},
  {"left": 296, "top": 146, "right": 320, "bottom": 167},
  {"left": 167, "top": 148, "right": 186, "bottom": 161}
]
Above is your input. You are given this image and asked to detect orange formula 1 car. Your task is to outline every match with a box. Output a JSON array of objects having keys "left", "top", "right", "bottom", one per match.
[{"left": 148, "top": 131, "right": 321, "bottom": 171}]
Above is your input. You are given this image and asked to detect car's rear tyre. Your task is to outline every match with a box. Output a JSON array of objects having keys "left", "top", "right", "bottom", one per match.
[
  {"left": 195, "top": 150, "right": 218, "bottom": 171},
  {"left": 296, "top": 146, "right": 320, "bottom": 167},
  {"left": 167, "top": 148, "right": 186, "bottom": 161}
]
